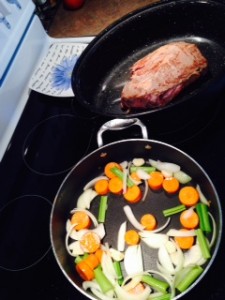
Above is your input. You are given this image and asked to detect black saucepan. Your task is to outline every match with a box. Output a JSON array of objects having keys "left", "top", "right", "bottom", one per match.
[
  {"left": 50, "top": 118, "right": 222, "bottom": 300},
  {"left": 71, "top": 0, "right": 225, "bottom": 120}
]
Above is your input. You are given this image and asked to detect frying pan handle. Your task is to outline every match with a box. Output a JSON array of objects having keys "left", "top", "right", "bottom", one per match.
[{"left": 97, "top": 118, "right": 148, "bottom": 147}]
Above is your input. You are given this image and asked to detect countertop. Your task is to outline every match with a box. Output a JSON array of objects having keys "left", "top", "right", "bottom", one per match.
[{"left": 48, "top": 0, "right": 160, "bottom": 38}]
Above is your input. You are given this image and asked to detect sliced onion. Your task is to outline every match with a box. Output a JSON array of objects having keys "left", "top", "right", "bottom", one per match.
[
  {"left": 123, "top": 205, "right": 144, "bottom": 231},
  {"left": 122, "top": 275, "right": 142, "bottom": 290},
  {"left": 83, "top": 176, "right": 108, "bottom": 191},
  {"left": 124, "top": 244, "right": 143, "bottom": 276},
  {"left": 70, "top": 208, "right": 99, "bottom": 228},
  {"left": 208, "top": 212, "right": 217, "bottom": 248},
  {"left": 136, "top": 169, "right": 150, "bottom": 180},
  {"left": 132, "top": 158, "right": 145, "bottom": 167},
  {"left": 76, "top": 188, "right": 98, "bottom": 209},
  {"left": 83, "top": 280, "right": 101, "bottom": 291},
  {"left": 66, "top": 219, "right": 88, "bottom": 240},
  {"left": 149, "top": 159, "right": 180, "bottom": 173},
  {"left": 92, "top": 223, "right": 106, "bottom": 240},
  {"left": 166, "top": 228, "right": 196, "bottom": 237},
  {"left": 183, "top": 244, "right": 206, "bottom": 267},
  {"left": 101, "top": 251, "right": 118, "bottom": 285},
  {"left": 91, "top": 288, "right": 116, "bottom": 300},
  {"left": 196, "top": 184, "right": 211, "bottom": 206},
  {"left": 67, "top": 240, "right": 84, "bottom": 256},
  {"left": 115, "top": 282, "right": 150, "bottom": 300},
  {"left": 161, "top": 170, "right": 173, "bottom": 178},
  {"left": 158, "top": 243, "right": 175, "bottom": 274},
  {"left": 140, "top": 233, "right": 169, "bottom": 249},
  {"left": 65, "top": 222, "right": 85, "bottom": 255},
  {"left": 109, "top": 248, "right": 124, "bottom": 262},
  {"left": 117, "top": 221, "right": 127, "bottom": 252},
  {"left": 174, "top": 170, "right": 192, "bottom": 184}
]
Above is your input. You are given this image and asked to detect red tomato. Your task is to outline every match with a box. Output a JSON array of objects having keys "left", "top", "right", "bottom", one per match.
[{"left": 63, "top": 0, "right": 85, "bottom": 9}]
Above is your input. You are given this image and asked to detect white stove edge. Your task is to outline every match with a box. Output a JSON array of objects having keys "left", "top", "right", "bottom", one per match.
[{"left": 0, "top": 14, "right": 94, "bottom": 162}]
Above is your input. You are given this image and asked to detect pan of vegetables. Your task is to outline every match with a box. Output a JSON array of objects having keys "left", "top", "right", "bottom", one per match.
[{"left": 50, "top": 118, "right": 222, "bottom": 300}]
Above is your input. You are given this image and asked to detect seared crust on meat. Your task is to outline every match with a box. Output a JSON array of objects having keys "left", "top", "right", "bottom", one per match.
[{"left": 121, "top": 42, "right": 208, "bottom": 109}]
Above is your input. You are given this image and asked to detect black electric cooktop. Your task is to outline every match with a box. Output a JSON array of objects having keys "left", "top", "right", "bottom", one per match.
[{"left": 0, "top": 91, "right": 224, "bottom": 300}]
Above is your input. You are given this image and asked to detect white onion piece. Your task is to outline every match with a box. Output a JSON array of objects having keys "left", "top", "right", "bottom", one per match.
[
  {"left": 167, "top": 240, "right": 184, "bottom": 274},
  {"left": 165, "top": 240, "right": 177, "bottom": 254},
  {"left": 109, "top": 248, "right": 124, "bottom": 262},
  {"left": 161, "top": 170, "right": 173, "bottom": 178},
  {"left": 158, "top": 244, "right": 175, "bottom": 274},
  {"left": 140, "top": 233, "right": 168, "bottom": 249},
  {"left": 166, "top": 228, "right": 196, "bottom": 237},
  {"left": 117, "top": 221, "right": 127, "bottom": 252},
  {"left": 101, "top": 251, "right": 118, "bottom": 285},
  {"left": 122, "top": 275, "right": 142, "bottom": 291},
  {"left": 136, "top": 169, "right": 150, "bottom": 180},
  {"left": 120, "top": 160, "right": 128, "bottom": 169},
  {"left": 65, "top": 222, "right": 85, "bottom": 255},
  {"left": 76, "top": 188, "right": 98, "bottom": 209},
  {"left": 141, "top": 180, "right": 149, "bottom": 202},
  {"left": 83, "top": 177, "right": 108, "bottom": 191},
  {"left": 70, "top": 208, "right": 99, "bottom": 228},
  {"left": 91, "top": 288, "right": 116, "bottom": 300},
  {"left": 183, "top": 244, "right": 206, "bottom": 267},
  {"left": 174, "top": 170, "right": 192, "bottom": 184},
  {"left": 68, "top": 240, "right": 84, "bottom": 256},
  {"left": 115, "top": 282, "right": 150, "bottom": 300},
  {"left": 196, "top": 184, "right": 210, "bottom": 206},
  {"left": 132, "top": 158, "right": 145, "bottom": 167},
  {"left": 83, "top": 280, "right": 101, "bottom": 291},
  {"left": 123, "top": 205, "right": 144, "bottom": 231},
  {"left": 149, "top": 159, "right": 180, "bottom": 173},
  {"left": 208, "top": 212, "right": 217, "bottom": 248},
  {"left": 124, "top": 245, "right": 143, "bottom": 276},
  {"left": 140, "top": 217, "right": 171, "bottom": 234}
]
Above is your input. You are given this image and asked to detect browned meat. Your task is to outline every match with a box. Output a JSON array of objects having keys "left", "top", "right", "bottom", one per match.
[{"left": 121, "top": 41, "right": 208, "bottom": 109}]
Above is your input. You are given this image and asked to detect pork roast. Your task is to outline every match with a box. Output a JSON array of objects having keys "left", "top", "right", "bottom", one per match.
[{"left": 121, "top": 41, "right": 208, "bottom": 109}]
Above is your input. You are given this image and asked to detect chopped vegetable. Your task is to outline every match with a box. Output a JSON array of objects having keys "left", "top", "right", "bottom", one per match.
[
  {"left": 175, "top": 265, "right": 204, "bottom": 292},
  {"left": 123, "top": 205, "right": 145, "bottom": 231},
  {"left": 94, "top": 179, "right": 109, "bottom": 195},
  {"left": 148, "top": 171, "right": 164, "bottom": 191},
  {"left": 76, "top": 188, "right": 98, "bottom": 209},
  {"left": 162, "top": 177, "right": 180, "bottom": 194},
  {"left": 179, "top": 186, "right": 199, "bottom": 206},
  {"left": 142, "top": 274, "right": 169, "bottom": 294},
  {"left": 195, "top": 228, "right": 211, "bottom": 259},
  {"left": 111, "top": 166, "right": 134, "bottom": 188},
  {"left": 98, "top": 196, "right": 108, "bottom": 223},
  {"left": 174, "top": 230, "right": 195, "bottom": 250},
  {"left": 180, "top": 208, "right": 199, "bottom": 229},
  {"left": 108, "top": 176, "right": 123, "bottom": 194},
  {"left": 94, "top": 266, "right": 114, "bottom": 293},
  {"left": 70, "top": 211, "right": 92, "bottom": 231},
  {"left": 149, "top": 159, "right": 181, "bottom": 173},
  {"left": 140, "top": 213, "right": 157, "bottom": 230},
  {"left": 132, "top": 158, "right": 145, "bottom": 167},
  {"left": 104, "top": 162, "right": 122, "bottom": 178},
  {"left": 113, "top": 261, "right": 124, "bottom": 285},
  {"left": 124, "top": 244, "right": 143, "bottom": 275},
  {"left": 140, "top": 232, "right": 169, "bottom": 249},
  {"left": 196, "top": 203, "right": 212, "bottom": 233},
  {"left": 124, "top": 185, "right": 142, "bottom": 203},
  {"left": 125, "top": 229, "right": 140, "bottom": 245},
  {"left": 130, "top": 166, "right": 156, "bottom": 174},
  {"left": 174, "top": 170, "right": 192, "bottom": 184},
  {"left": 76, "top": 260, "right": 95, "bottom": 281},
  {"left": 117, "top": 221, "right": 127, "bottom": 252},
  {"left": 196, "top": 184, "right": 211, "bottom": 206},
  {"left": 163, "top": 204, "right": 186, "bottom": 217},
  {"left": 80, "top": 231, "right": 101, "bottom": 253}
]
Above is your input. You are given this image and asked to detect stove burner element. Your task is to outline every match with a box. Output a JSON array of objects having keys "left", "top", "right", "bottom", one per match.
[
  {"left": 22, "top": 114, "right": 95, "bottom": 176},
  {"left": 0, "top": 195, "right": 51, "bottom": 271}
]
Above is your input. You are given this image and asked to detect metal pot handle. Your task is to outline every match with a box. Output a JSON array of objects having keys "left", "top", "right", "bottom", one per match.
[{"left": 97, "top": 118, "right": 148, "bottom": 147}]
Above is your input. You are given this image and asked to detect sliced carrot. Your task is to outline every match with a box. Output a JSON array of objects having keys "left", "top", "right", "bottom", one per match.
[
  {"left": 80, "top": 231, "right": 101, "bottom": 253},
  {"left": 162, "top": 177, "right": 180, "bottom": 194},
  {"left": 94, "top": 179, "right": 109, "bottom": 195},
  {"left": 71, "top": 211, "right": 92, "bottom": 231},
  {"left": 174, "top": 229, "right": 195, "bottom": 250},
  {"left": 180, "top": 209, "right": 199, "bottom": 229},
  {"left": 130, "top": 172, "right": 141, "bottom": 182},
  {"left": 104, "top": 162, "right": 122, "bottom": 179},
  {"left": 179, "top": 186, "right": 199, "bottom": 207},
  {"left": 108, "top": 176, "right": 123, "bottom": 194},
  {"left": 85, "top": 253, "right": 100, "bottom": 270},
  {"left": 148, "top": 171, "right": 164, "bottom": 191},
  {"left": 76, "top": 260, "right": 95, "bottom": 281},
  {"left": 140, "top": 213, "right": 157, "bottom": 230},
  {"left": 124, "top": 185, "right": 142, "bottom": 203},
  {"left": 125, "top": 229, "right": 140, "bottom": 245},
  {"left": 94, "top": 248, "right": 104, "bottom": 263}
]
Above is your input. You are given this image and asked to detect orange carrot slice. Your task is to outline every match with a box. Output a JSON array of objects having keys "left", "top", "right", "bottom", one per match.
[
  {"left": 71, "top": 211, "right": 92, "bottom": 231},
  {"left": 140, "top": 214, "right": 157, "bottom": 230},
  {"left": 174, "top": 229, "right": 195, "bottom": 250},
  {"left": 108, "top": 176, "right": 123, "bottom": 194},
  {"left": 148, "top": 171, "right": 164, "bottom": 191},
  {"left": 104, "top": 162, "right": 122, "bottom": 179},
  {"left": 179, "top": 186, "right": 199, "bottom": 207},
  {"left": 125, "top": 229, "right": 140, "bottom": 245},
  {"left": 180, "top": 209, "right": 199, "bottom": 229},
  {"left": 162, "top": 177, "right": 180, "bottom": 194},
  {"left": 76, "top": 260, "right": 94, "bottom": 281},
  {"left": 80, "top": 231, "right": 101, "bottom": 253},
  {"left": 124, "top": 185, "right": 142, "bottom": 203},
  {"left": 94, "top": 179, "right": 109, "bottom": 195}
]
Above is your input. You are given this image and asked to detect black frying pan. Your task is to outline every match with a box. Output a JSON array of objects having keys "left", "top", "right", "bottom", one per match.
[
  {"left": 72, "top": 0, "right": 225, "bottom": 119},
  {"left": 50, "top": 118, "right": 222, "bottom": 300}
]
